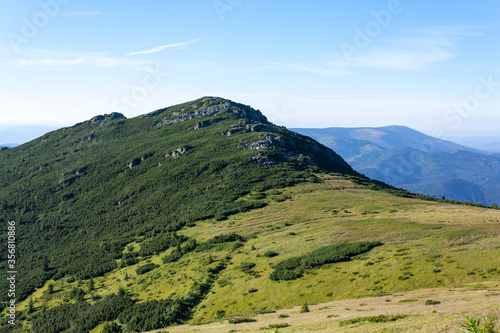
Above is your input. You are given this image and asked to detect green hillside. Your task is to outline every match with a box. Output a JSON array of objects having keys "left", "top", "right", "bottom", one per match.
[{"left": 1, "top": 97, "right": 500, "bottom": 332}]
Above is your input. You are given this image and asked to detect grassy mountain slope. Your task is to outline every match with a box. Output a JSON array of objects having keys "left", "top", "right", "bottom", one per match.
[
  {"left": 7, "top": 175, "right": 500, "bottom": 332},
  {"left": 0, "top": 97, "right": 353, "bottom": 331},
  {"left": 1, "top": 98, "right": 500, "bottom": 332}
]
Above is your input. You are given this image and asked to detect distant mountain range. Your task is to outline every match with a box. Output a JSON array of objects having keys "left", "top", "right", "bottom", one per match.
[
  {"left": 448, "top": 136, "right": 500, "bottom": 153},
  {"left": 0, "top": 143, "right": 18, "bottom": 148},
  {"left": 293, "top": 126, "right": 500, "bottom": 206}
]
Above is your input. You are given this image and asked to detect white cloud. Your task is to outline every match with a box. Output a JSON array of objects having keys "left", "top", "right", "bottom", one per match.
[
  {"left": 127, "top": 38, "right": 202, "bottom": 56},
  {"left": 15, "top": 50, "right": 148, "bottom": 69},
  {"left": 335, "top": 25, "right": 487, "bottom": 71}
]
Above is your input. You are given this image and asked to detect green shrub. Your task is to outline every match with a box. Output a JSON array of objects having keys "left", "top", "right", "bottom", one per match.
[
  {"left": 268, "top": 323, "right": 290, "bottom": 328},
  {"left": 162, "top": 247, "right": 183, "bottom": 264},
  {"left": 339, "top": 314, "right": 408, "bottom": 326},
  {"left": 425, "top": 300, "right": 441, "bottom": 305},
  {"left": 300, "top": 303, "right": 310, "bottom": 313},
  {"left": 239, "top": 262, "right": 256, "bottom": 271},
  {"left": 264, "top": 251, "right": 279, "bottom": 258},
  {"left": 269, "top": 242, "right": 382, "bottom": 281},
  {"left": 102, "top": 322, "right": 123, "bottom": 333},
  {"left": 228, "top": 317, "right": 257, "bottom": 324},
  {"left": 460, "top": 315, "right": 497, "bottom": 333},
  {"left": 269, "top": 257, "right": 304, "bottom": 281},
  {"left": 196, "top": 234, "right": 244, "bottom": 252},
  {"left": 135, "top": 263, "right": 159, "bottom": 275},
  {"left": 215, "top": 310, "right": 226, "bottom": 319},
  {"left": 138, "top": 233, "right": 187, "bottom": 257}
]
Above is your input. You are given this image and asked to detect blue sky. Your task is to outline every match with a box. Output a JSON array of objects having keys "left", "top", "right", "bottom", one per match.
[{"left": 1, "top": 0, "right": 499, "bottom": 142}]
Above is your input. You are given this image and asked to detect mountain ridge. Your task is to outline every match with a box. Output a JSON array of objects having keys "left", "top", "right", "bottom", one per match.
[
  {"left": 2, "top": 97, "right": 500, "bottom": 332},
  {"left": 0, "top": 96, "right": 354, "bottom": 303}
]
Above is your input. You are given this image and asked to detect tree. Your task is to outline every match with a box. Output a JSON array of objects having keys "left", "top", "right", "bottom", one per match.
[
  {"left": 89, "top": 277, "right": 95, "bottom": 292},
  {"left": 300, "top": 303, "right": 310, "bottom": 313},
  {"left": 48, "top": 283, "right": 54, "bottom": 294},
  {"left": 28, "top": 298, "right": 34, "bottom": 314}
]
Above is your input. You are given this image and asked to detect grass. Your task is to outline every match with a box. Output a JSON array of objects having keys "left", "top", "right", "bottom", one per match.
[
  {"left": 153, "top": 283, "right": 500, "bottom": 332},
  {"left": 8, "top": 174, "right": 500, "bottom": 331},
  {"left": 338, "top": 314, "right": 408, "bottom": 326}
]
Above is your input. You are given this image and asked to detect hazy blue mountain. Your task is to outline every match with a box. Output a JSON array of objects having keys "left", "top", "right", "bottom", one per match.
[
  {"left": 401, "top": 178, "right": 500, "bottom": 206},
  {"left": 292, "top": 126, "right": 499, "bottom": 206},
  {"left": 449, "top": 136, "right": 500, "bottom": 153},
  {"left": 0, "top": 125, "right": 59, "bottom": 145},
  {"left": 0, "top": 143, "right": 18, "bottom": 148},
  {"left": 293, "top": 126, "right": 482, "bottom": 160}
]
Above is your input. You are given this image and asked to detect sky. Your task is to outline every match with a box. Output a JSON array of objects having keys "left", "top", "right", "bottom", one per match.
[{"left": 1, "top": 0, "right": 499, "bottom": 144}]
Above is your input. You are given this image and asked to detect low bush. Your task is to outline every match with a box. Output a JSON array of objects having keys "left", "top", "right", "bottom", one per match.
[
  {"left": 264, "top": 251, "right": 279, "bottom": 258},
  {"left": 196, "top": 234, "right": 244, "bottom": 252},
  {"left": 228, "top": 317, "right": 257, "bottom": 324},
  {"left": 269, "top": 242, "right": 382, "bottom": 281},
  {"left": 239, "top": 262, "right": 256, "bottom": 271},
  {"left": 136, "top": 263, "right": 159, "bottom": 275},
  {"left": 339, "top": 314, "right": 408, "bottom": 326}
]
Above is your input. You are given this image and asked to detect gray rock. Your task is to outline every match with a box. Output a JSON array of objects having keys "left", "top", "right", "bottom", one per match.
[{"left": 165, "top": 146, "right": 189, "bottom": 158}]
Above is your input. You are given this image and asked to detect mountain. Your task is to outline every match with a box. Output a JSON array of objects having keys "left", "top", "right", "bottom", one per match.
[
  {"left": 293, "top": 126, "right": 500, "bottom": 206},
  {"left": 1, "top": 98, "right": 500, "bottom": 332},
  {"left": 0, "top": 144, "right": 18, "bottom": 149},
  {"left": 401, "top": 178, "right": 500, "bottom": 204},
  {"left": 449, "top": 136, "right": 500, "bottom": 153},
  {"left": 292, "top": 126, "right": 482, "bottom": 161},
  {"left": 0, "top": 125, "right": 60, "bottom": 146}
]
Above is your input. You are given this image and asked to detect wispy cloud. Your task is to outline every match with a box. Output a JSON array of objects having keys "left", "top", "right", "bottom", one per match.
[
  {"left": 127, "top": 38, "right": 202, "bottom": 56},
  {"left": 335, "top": 25, "right": 487, "bottom": 71},
  {"left": 16, "top": 50, "right": 148, "bottom": 69}
]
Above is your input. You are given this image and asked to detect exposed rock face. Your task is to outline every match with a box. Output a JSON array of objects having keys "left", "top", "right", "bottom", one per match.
[
  {"left": 251, "top": 153, "right": 277, "bottom": 166},
  {"left": 165, "top": 147, "right": 189, "bottom": 158},
  {"left": 155, "top": 102, "right": 231, "bottom": 127},
  {"left": 79, "top": 134, "right": 95, "bottom": 143},
  {"left": 222, "top": 121, "right": 280, "bottom": 136},
  {"left": 91, "top": 113, "right": 127, "bottom": 126},
  {"left": 155, "top": 98, "right": 268, "bottom": 127},
  {"left": 238, "top": 134, "right": 286, "bottom": 150},
  {"left": 187, "top": 119, "right": 222, "bottom": 130}
]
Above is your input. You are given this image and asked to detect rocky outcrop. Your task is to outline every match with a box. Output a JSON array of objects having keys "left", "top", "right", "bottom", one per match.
[
  {"left": 238, "top": 134, "right": 286, "bottom": 150},
  {"left": 165, "top": 147, "right": 189, "bottom": 158},
  {"left": 187, "top": 119, "right": 222, "bottom": 130},
  {"left": 91, "top": 112, "right": 126, "bottom": 126},
  {"left": 155, "top": 103, "right": 231, "bottom": 127},
  {"left": 222, "top": 121, "right": 281, "bottom": 136},
  {"left": 155, "top": 97, "right": 268, "bottom": 128},
  {"left": 79, "top": 134, "right": 95, "bottom": 143},
  {"left": 251, "top": 153, "right": 278, "bottom": 166}
]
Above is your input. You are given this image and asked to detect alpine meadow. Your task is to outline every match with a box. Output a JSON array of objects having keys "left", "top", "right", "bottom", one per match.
[{"left": 1, "top": 97, "right": 500, "bottom": 332}]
